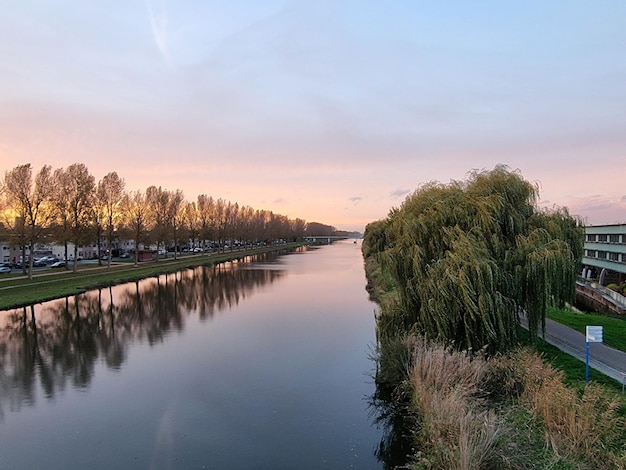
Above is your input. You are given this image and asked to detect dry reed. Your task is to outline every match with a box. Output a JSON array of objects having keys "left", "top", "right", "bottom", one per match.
[
  {"left": 407, "top": 336, "right": 504, "bottom": 469},
  {"left": 488, "top": 348, "right": 626, "bottom": 468},
  {"left": 405, "top": 341, "right": 625, "bottom": 468}
]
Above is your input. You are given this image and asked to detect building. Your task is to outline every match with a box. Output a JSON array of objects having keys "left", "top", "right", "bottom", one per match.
[
  {"left": 582, "top": 223, "right": 626, "bottom": 285},
  {"left": 579, "top": 224, "right": 626, "bottom": 315}
]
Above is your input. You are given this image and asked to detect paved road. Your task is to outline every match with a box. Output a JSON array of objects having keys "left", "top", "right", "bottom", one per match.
[{"left": 521, "top": 315, "right": 626, "bottom": 386}]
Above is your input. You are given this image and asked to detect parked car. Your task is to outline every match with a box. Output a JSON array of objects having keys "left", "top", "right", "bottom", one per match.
[
  {"left": 33, "top": 259, "right": 47, "bottom": 267},
  {"left": 119, "top": 252, "right": 130, "bottom": 259},
  {"left": 0, "top": 266, "right": 11, "bottom": 274},
  {"left": 50, "top": 261, "right": 66, "bottom": 268}
]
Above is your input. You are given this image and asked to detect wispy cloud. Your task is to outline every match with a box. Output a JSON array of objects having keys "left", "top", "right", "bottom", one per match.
[
  {"left": 561, "top": 195, "right": 626, "bottom": 225},
  {"left": 390, "top": 189, "right": 410, "bottom": 199},
  {"left": 145, "top": 0, "right": 174, "bottom": 68},
  {"left": 348, "top": 196, "right": 362, "bottom": 205}
]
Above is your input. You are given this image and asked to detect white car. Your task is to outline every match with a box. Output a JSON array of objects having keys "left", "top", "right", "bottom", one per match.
[{"left": 0, "top": 266, "right": 11, "bottom": 274}]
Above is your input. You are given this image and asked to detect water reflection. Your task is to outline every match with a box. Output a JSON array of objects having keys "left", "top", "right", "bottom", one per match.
[
  {"left": 0, "top": 254, "right": 286, "bottom": 418},
  {"left": 369, "top": 386, "right": 416, "bottom": 469}
]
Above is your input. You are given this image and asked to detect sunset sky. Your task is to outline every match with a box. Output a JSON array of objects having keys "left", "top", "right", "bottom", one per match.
[{"left": 1, "top": 1, "right": 625, "bottom": 232}]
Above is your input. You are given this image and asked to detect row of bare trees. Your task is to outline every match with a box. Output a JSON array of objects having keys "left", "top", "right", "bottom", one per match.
[{"left": 0, "top": 163, "right": 335, "bottom": 278}]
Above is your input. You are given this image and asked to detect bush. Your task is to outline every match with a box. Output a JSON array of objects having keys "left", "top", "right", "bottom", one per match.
[
  {"left": 487, "top": 348, "right": 626, "bottom": 468},
  {"left": 409, "top": 345, "right": 626, "bottom": 468},
  {"left": 606, "top": 283, "right": 621, "bottom": 292}
]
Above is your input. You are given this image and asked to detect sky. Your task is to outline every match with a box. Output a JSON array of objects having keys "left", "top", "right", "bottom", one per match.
[{"left": 1, "top": 0, "right": 625, "bottom": 232}]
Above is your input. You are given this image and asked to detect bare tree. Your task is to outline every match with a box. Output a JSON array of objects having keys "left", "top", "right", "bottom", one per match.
[
  {"left": 64, "top": 163, "right": 96, "bottom": 272},
  {"left": 238, "top": 205, "right": 255, "bottom": 245},
  {"left": 146, "top": 186, "right": 170, "bottom": 261},
  {"left": 223, "top": 201, "right": 239, "bottom": 249},
  {"left": 96, "top": 172, "right": 125, "bottom": 268},
  {"left": 0, "top": 196, "right": 28, "bottom": 271},
  {"left": 290, "top": 218, "right": 307, "bottom": 242},
  {"left": 168, "top": 189, "right": 184, "bottom": 260},
  {"left": 183, "top": 201, "right": 198, "bottom": 252},
  {"left": 214, "top": 198, "right": 227, "bottom": 251},
  {"left": 120, "top": 190, "right": 150, "bottom": 266},
  {"left": 196, "top": 194, "right": 214, "bottom": 254},
  {"left": 2, "top": 164, "right": 54, "bottom": 279},
  {"left": 51, "top": 167, "right": 72, "bottom": 267}
]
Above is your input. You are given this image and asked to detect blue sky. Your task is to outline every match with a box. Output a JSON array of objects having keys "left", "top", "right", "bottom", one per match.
[{"left": 1, "top": 0, "right": 625, "bottom": 231}]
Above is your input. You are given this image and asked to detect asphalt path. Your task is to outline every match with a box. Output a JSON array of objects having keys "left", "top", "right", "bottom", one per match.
[{"left": 520, "top": 314, "right": 626, "bottom": 386}]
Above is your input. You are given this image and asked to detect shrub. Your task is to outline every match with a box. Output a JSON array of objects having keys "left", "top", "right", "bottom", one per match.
[{"left": 488, "top": 348, "right": 626, "bottom": 468}]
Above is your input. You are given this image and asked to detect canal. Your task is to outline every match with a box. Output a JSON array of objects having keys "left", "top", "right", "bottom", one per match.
[{"left": 0, "top": 241, "right": 383, "bottom": 469}]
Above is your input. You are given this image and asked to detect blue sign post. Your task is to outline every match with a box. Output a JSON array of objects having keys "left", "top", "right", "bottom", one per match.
[{"left": 585, "top": 326, "right": 603, "bottom": 384}]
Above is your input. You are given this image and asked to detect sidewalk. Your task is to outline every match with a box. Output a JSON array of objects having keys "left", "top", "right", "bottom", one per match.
[{"left": 520, "top": 315, "right": 626, "bottom": 386}]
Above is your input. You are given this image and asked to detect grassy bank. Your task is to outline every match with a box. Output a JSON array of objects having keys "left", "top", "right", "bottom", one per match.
[
  {"left": 0, "top": 243, "right": 302, "bottom": 311},
  {"left": 365, "top": 251, "right": 626, "bottom": 469},
  {"left": 548, "top": 307, "right": 626, "bottom": 352}
]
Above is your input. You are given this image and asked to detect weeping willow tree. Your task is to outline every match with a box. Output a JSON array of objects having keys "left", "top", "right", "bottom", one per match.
[{"left": 364, "top": 165, "right": 584, "bottom": 357}]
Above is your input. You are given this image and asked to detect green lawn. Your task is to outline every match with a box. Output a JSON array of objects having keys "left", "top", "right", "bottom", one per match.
[
  {"left": 547, "top": 307, "right": 626, "bottom": 352},
  {"left": 0, "top": 244, "right": 302, "bottom": 311}
]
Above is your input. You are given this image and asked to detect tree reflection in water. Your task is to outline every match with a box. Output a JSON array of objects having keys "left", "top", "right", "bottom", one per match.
[
  {"left": 0, "top": 254, "right": 285, "bottom": 418},
  {"left": 369, "top": 384, "right": 417, "bottom": 469}
]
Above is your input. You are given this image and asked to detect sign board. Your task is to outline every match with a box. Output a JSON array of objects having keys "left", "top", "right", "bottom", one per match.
[{"left": 586, "top": 325, "right": 603, "bottom": 343}]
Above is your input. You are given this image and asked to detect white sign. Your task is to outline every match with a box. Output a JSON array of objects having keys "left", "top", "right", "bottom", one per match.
[{"left": 586, "top": 325, "right": 603, "bottom": 343}]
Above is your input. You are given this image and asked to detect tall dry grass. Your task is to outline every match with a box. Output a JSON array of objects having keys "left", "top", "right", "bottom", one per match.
[
  {"left": 407, "top": 336, "right": 504, "bottom": 469},
  {"left": 404, "top": 340, "right": 625, "bottom": 469},
  {"left": 487, "top": 348, "right": 626, "bottom": 468}
]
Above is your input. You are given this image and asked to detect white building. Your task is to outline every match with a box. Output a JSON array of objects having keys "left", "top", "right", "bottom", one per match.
[{"left": 582, "top": 223, "right": 626, "bottom": 285}]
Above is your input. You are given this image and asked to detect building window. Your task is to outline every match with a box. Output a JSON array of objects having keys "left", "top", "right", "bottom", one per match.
[
  {"left": 597, "top": 251, "right": 607, "bottom": 259},
  {"left": 586, "top": 249, "right": 597, "bottom": 258},
  {"left": 609, "top": 234, "right": 620, "bottom": 243},
  {"left": 587, "top": 234, "right": 596, "bottom": 242},
  {"left": 598, "top": 234, "right": 608, "bottom": 242},
  {"left": 609, "top": 252, "right": 619, "bottom": 261}
]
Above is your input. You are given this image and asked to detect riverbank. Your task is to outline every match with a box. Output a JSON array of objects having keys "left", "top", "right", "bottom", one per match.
[
  {"left": 364, "top": 246, "right": 626, "bottom": 469},
  {"left": 0, "top": 243, "right": 303, "bottom": 311}
]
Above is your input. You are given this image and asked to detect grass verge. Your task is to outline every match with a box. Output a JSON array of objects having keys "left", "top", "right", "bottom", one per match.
[
  {"left": 548, "top": 307, "right": 626, "bottom": 352},
  {"left": 0, "top": 244, "right": 302, "bottom": 311}
]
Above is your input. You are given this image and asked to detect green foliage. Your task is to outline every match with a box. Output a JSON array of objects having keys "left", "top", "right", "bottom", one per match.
[
  {"left": 362, "top": 219, "right": 389, "bottom": 259},
  {"left": 363, "top": 165, "right": 584, "bottom": 354}
]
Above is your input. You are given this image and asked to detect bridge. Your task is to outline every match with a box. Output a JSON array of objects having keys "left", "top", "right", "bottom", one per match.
[{"left": 303, "top": 235, "right": 352, "bottom": 244}]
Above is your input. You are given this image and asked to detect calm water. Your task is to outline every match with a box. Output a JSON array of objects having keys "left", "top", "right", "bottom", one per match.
[{"left": 0, "top": 241, "right": 383, "bottom": 469}]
